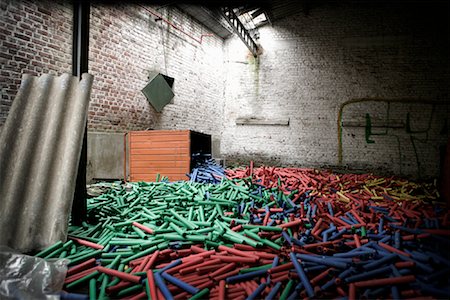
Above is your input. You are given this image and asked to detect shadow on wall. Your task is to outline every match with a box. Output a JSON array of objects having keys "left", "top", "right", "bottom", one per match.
[{"left": 339, "top": 99, "right": 449, "bottom": 179}]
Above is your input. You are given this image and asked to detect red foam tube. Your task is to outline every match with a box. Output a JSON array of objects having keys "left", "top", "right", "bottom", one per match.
[
  {"left": 378, "top": 242, "right": 411, "bottom": 257},
  {"left": 354, "top": 234, "right": 361, "bottom": 248},
  {"left": 395, "top": 261, "right": 415, "bottom": 269},
  {"left": 196, "top": 263, "right": 227, "bottom": 274},
  {"left": 268, "top": 262, "right": 293, "bottom": 274},
  {"left": 146, "top": 270, "right": 158, "bottom": 300},
  {"left": 143, "top": 250, "right": 160, "bottom": 271},
  {"left": 354, "top": 275, "right": 416, "bottom": 288},
  {"left": 218, "top": 280, "right": 226, "bottom": 300},
  {"left": 196, "top": 279, "right": 216, "bottom": 290},
  {"left": 66, "top": 258, "right": 96, "bottom": 276},
  {"left": 69, "top": 237, "right": 104, "bottom": 250},
  {"left": 211, "top": 255, "right": 258, "bottom": 263},
  {"left": 310, "top": 268, "right": 333, "bottom": 286},
  {"left": 106, "top": 281, "right": 133, "bottom": 295},
  {"left": 348, "top": 283, "right": 356, "bottom": 300},
  {"left": 181, "top": 249, "right": 216, "bottom": 262},
  {"left": 132, "top": 221, "right": 154, "bottom": 234},
  {"left": 209, "top": 262, "right": 237, "bottom": 278},
  {"left": 218, "top": 245, "right": 257, "bottom": 258},
  {"left": 279, "top": 219, "right": 303, "bottom": 228},
  {"left": 128, "top": 291, "right": 147, "bottom": 300},
  {"left": 179, "top": 258, "right": 221, "bottom": 275},
  {"left": 271, "top": 273, "right": 290, "bottom": 283},
  {"left": 97, "top": 266, "right": 141, "bottom": 283},
  {"left": 166, "top": 257, "right": 204, "bottom": 274},
  {"left": 64, "top": 266, "right": 98, "bottom": 284},
  {"left": 234, "top": 244, "right": 256, "bottom": 251},
  {"left": 213, "top": 269, "right": 241, "bottom": 282}
]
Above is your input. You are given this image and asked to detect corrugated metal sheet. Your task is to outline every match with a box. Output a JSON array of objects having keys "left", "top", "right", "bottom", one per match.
[{"left": 0, "top": 73, "right": 93, "bottom": 252}]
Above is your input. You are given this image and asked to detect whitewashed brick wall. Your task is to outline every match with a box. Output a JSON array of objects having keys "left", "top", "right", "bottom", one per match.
[{"left": 222, "top": 4, "right": 449, "bottom": 178}]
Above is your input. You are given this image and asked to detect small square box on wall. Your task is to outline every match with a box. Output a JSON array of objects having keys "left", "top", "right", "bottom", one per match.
[{"left": 141, "top": 72, "right": 175, "bottom": 112}]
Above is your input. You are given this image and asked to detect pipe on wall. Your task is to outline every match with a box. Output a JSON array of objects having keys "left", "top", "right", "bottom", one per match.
[{"left": 337, "top": 98, "right": 447, "bottom": 165}]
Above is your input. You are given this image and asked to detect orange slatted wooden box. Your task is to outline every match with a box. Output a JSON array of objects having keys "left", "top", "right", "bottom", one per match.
[{"left": 125, "top": 130, "right": 211, "bottom": 182}]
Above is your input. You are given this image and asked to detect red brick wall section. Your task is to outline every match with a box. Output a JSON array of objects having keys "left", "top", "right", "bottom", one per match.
[
  {"left": 0, "top": 0, "right": 72, "bottom": 126},
  {"left": 1, "top": 2, "right": 225, "bottom": 136},
  {"left": 88, "top": 4, "right": 224, "bottom": 133}
]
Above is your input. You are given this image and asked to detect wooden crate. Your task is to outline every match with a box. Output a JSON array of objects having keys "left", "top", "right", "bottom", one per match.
[{"left": 125, "top": 130, "right": 211, "bottom": 182}]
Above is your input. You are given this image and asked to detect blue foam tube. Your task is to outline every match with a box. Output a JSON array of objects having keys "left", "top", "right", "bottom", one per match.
[
  {"left": 159, "top": 259, "right": 182, "bottom": 272},
  {"left": 378, "top": 217, "right": 384, "bottom": 233},
  {"left": 272, "top": 256, "right": 280, "bottom": 268},
  {"left": 289, "top": 252, "right": 314, "bottom": 298},
  {"left": 417, "top": 281, "right": 450, "bottom": 298},
  {"left": 226, "top": 269, "right": 268, "bottom": 283},
  {"left": 161, "top": 272, "right": 199, "bottom": 294},
  {"left": 362, "top": 253, "right": 397, "bottom": 270},
  {"left": 296, "top": 254, "right": 349, "bottom": 269},
  {"left": 327, "top": 202, "right": 334, "bottom": 216},
  {"left": 154, "top": 272, "right": 174, "bottom": 300},
  {"left": 333, "top": 249, "right": 376, "bottom": 258},
  {"left": 329, "top": 228, "right": 347, "bottom": 240},
  {"left": 246, "top": 282, "right": 267, "bottom": 300},
  {"left": 394, "top": 231, "right": 401, "bottom": 249},
  {"left": 265, "top": 282, "right": 282, "bottom": 300},
  {"left": 60, "top": 292, "right": 89, "bottom": 300},
  {"left": 345, "top": 266, "right": 392, "bottom": 283}
]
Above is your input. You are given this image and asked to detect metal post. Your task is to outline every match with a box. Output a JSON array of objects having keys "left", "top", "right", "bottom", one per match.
[{"left": 72, "top": 0, "right": 90, "bottom": 225}]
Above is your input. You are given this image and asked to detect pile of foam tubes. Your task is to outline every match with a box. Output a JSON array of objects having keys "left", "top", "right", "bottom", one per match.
[{"left": 33, "top": 160, "right": 449, "bottom": 299}]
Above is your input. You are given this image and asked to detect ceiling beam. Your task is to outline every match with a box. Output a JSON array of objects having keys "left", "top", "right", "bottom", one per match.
[{"left": 221, "top": 7, "right": 259, "bottom": 57}]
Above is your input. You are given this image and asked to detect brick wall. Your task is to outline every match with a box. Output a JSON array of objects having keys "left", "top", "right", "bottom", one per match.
[
  {"left": 0, "top": 0, "right": 72, "bottom": 126},
  {"left": 1, "top": 2, "right": 224, "bottom": 137},
  {"left": 222, "top": 3, "right": 449, "bottom": 178},
  {"left": 88, "top": 4, "right": 224, "bottom": 135},
  {"left": 2, "top": 1, "right": 448, "bottom": 178}
]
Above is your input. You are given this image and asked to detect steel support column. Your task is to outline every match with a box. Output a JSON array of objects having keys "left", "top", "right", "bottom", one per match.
[
  {"left": 221, "top": 7, "right": 259, "bottom": 57},
  {"left": 72, "top": 0, "right": 90, "bottom": 225}
]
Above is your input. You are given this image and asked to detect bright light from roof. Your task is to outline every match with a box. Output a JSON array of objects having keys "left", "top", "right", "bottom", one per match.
[
  {"left": 253, "top": 13, "right": 267, "bottom": 25},
  {"left": 237, "top": 8, "right": 268, "bottom": 30}
]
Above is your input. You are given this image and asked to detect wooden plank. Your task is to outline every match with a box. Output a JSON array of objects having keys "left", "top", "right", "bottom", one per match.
[
  {"left": 129, "top": 167, "right": 188, "bottom": 174},
  {"left": 130, "top": 154, "right": 189, "bottom": 161},
  {"left": 130, "top": 148, "right": 189, "bottom": 155},
  {"left": 129, "top": 141, "right": 190, "bottom": 149},
  {"left": 130, "top": 172, "right": 186, "bottom": 178},
  {"left": 130, "top": 173, "right": 187, "bottom": 182},
  {"left": 129, "top": 130, "right": 189, "bottom": 136},
  {"left": 130, "top": 134, "right": 189, "bottom": 143},
  {"left": 235, "top": 117, "right": 290, "bottom": 126},
  {"left": 130, "top": 160, "right": 190, "bottom": 168}
]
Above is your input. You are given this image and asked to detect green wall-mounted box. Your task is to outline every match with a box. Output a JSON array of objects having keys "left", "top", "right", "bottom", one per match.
[{"left": 141, "top": 72, "right": 175, "bottom": 112}]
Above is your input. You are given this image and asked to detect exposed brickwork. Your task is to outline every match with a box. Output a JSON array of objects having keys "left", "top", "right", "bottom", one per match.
[
  {"left": 1, "top": 1, "right": 448, "bottom": 179},
  {"left": 222, "top": 3, "right": 449, "bottom": 178},
  {"left": 0, "top": 0, "right": 72, "bottom": 125},
  {"left": 88, "top": 4, "right": 224, "bottom": 134},
  {"left": 1, "top": 2, "right": 224, "bottom": 137}
]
